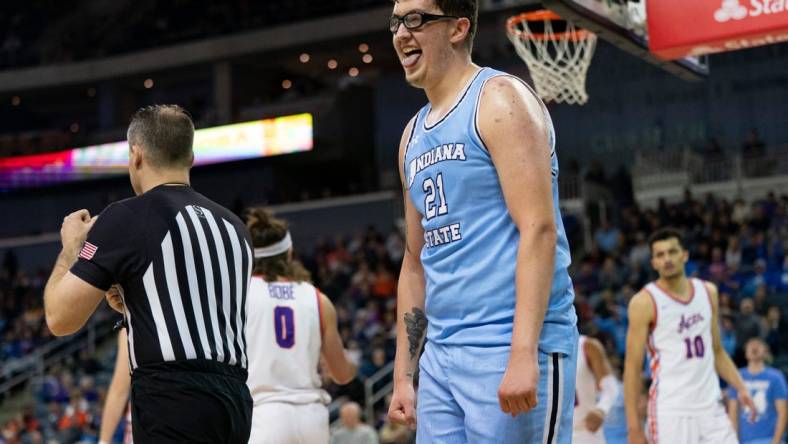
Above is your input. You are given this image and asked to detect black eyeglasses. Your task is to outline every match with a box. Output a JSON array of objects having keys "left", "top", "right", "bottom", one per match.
[{"left": 389, "top": 12, "right": 459, "bottom": 34}]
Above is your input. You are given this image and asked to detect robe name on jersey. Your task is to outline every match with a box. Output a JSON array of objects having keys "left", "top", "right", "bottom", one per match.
[
  {"left": 268, "top": 283, "right": 295, "bottom": 301},
  {"left": 407, "top": 142, "right": 466, "bottom": 188}
]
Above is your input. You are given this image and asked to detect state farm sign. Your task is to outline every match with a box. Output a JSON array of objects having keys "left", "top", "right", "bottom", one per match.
[
  {"left": 715, "top": 0, "right": 788, "bottom": 22},
  {"left": 648, "top": 0, "right": 788, "bottom": 59}
]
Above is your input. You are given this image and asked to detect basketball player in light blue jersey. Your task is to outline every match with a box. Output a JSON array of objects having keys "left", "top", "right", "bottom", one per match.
[{"left": 386, "top": 0, "right": 578, "bottom": 442}]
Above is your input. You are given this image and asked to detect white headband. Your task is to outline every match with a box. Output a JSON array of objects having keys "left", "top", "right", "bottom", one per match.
[{"left": 254, "top": 232, "right": 293, "bottom": 258}]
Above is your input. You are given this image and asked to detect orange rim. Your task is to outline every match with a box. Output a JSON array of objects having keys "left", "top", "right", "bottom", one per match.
[{"left": 506, "top": 10, "right": 592, "bottom": 42}]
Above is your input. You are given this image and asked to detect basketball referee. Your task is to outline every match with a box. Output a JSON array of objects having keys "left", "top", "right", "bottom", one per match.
[{"left": 44, "top": 105, "right": 253, "bottom": 443}]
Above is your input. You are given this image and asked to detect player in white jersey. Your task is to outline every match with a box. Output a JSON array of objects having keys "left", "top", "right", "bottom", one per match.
[
  {"left": 574, "top": 335, "right": 620, "bottom": 444},
  {"left": 244, "top": 209, "right": 357, "bottom": 444},
  {"left": 624, "top": 228, "right": 756, "bottom": 444}
]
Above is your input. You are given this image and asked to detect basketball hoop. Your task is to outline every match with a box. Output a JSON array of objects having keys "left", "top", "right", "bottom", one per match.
[{"left": 506, "top": 10, "right": 597, "bottom": 105}]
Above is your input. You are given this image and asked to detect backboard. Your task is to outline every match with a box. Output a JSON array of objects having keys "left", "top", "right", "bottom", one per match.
[{"left": 542, "top": 0, "right": 710, "bottom": 81}]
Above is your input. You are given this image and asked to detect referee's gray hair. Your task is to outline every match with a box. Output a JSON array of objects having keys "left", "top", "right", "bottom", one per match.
[{"left": 127, "top": 105, "right": 195, "bottom": 169}]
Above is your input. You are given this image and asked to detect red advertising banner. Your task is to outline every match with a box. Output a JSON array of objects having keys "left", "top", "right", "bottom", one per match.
[{"left": 648, "top": 0, "right": 788, "bottom": 60}]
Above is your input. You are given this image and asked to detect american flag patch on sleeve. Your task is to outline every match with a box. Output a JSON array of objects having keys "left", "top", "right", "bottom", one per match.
[{"left": 79, "top": 242, "right": 98, "bottom": 260}]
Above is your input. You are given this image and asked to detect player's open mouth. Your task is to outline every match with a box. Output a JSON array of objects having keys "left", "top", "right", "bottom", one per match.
[{"left": 401, "top": 47, "right": 422, "bottom": 68}]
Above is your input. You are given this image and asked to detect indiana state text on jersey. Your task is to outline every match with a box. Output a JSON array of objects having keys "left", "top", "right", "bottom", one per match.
[{"left": 406, "top": 141, "right": 467, "bottom": 188}]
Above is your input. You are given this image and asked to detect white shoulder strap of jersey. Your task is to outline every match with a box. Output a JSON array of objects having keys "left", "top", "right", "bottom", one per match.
[
  {"left": 644, "top": 282, "right": 664, "bottom": 302},
  {"left": 692, "top": 278, "right": 711, "bottom": 307}
]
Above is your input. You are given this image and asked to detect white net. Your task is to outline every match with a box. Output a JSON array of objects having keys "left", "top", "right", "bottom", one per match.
[{"left": 507, "top": 12, "right": 597, "bottom": 105}]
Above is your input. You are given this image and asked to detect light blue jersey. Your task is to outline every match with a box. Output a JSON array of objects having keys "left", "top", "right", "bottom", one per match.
[{"left": 404, "top": 67, "right": 576, "bottom": 354}]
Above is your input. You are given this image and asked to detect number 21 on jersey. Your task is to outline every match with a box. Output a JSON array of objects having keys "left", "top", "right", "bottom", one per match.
[{"left": 423, "top": 173, "right": 448, "bottom": 219}]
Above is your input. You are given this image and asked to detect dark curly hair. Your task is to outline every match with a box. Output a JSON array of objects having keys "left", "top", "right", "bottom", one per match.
[{"left": 246, "top": 208, "right": 311, "bottom": 283}]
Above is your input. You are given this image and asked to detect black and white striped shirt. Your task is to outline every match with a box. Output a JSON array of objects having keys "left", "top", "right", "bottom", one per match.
[{"left": 71, "top": 184, "right": 252, "bottom": 372}]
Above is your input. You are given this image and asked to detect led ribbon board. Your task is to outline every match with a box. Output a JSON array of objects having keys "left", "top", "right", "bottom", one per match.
[{"left": 0, "top": 113, "right": 313, "bottom": 190}]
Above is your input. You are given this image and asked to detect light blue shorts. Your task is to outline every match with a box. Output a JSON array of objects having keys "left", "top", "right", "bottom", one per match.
[
  {"left": 416, "top": 335, "right": 578, "bottom": 444},
  {"left": 742, "top": 439, "right": 784, "bottom": 444}
]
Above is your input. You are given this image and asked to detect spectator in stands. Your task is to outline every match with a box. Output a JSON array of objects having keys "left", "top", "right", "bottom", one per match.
[
  {"left": 770, "top": 196, "right": 788, "bottom": 233},
  {"left": 628, "top": 231, "right": 650, "bottom": 271},
  {"left": 345, "top": 340, "right": 362, "bottom": 367},
  {"left": 764, "top": 305, "right": 787, "bottom": 357},
  {"left": 331, "top": 402, "right": 378, "bottom": 444},
  {"left": 351, "top": 261, "right": 374, "bottom": 293},
  {"left": 79, "top": 376, "right": 98, "bottom": 404},
  {"left": 598, "top": 257, "right": 624, "bottom": 291},
  {"left": 752, "top": 284, "right": 769, "bottom": 315},
  {"left": 742, "top": 259, "right": 769, "bottom": 297},
  {"left": 594, "top": 296, "right": 628, "bottom": 356},
  {"left": 360, "top": 348, "right": 388, "bottom": 379},
  {"left": 720, "top": 313, "right": 737, "bottom": 357},
  {"left": 728, "top": 338, "right": 786, "bottom": 444},
  {"left": 371, "top": 264, "right": 396, "bottom": 299},
  {"left": 766, "top": 237, "right": 784, "bottom": 273},
  {"left": 762, "top": 192, "right": 779, "bottom": 217},
  {"left": 40, "top": 370, "right": 71, "bottom": 404},
  {"left": 708, "top": 246, "right": 727, "bottom": 282},
  {"left": 693, "top": 241, "right": 712, "bottom": 268},
  {"left": 575, "top": 261, "right": 601, "bottom": 296},
  {"left": 732, "top": 198, "right": 750, "bottom": 225},
  {"left": 1, "top": 416, "right": 22, "bottom": 443},
  {"left": 735, "top": 298, "right": 765, "bottom": 361},
  {"left": 327, "top": 237, "right": 353, "bottom": 275},
  {"left": 384, "top": 231, "right": 404, "bottom": 265},
  {"left": 582, "top": 242, "right": 606, "bottom": 267},
  {"left": 595, "top": 220, "right": 621, "bottom": 254},
  {"left": 751, "top": 205, "right": 772, "bottom": 234},
  {"left": 722, "top": 262, "right": 747, "bottom": 297},
  {"left": 45, "top": 401, "right": 62, "bottom": 433},
  {"left": 16, "top": 406, "right": 39, "bottom": 441},
  {"left": 726, "top": 235, "right": 742, "bottom": 270},
  {"left": 57, "top": 395, "right": 90, "bottom": 441}
]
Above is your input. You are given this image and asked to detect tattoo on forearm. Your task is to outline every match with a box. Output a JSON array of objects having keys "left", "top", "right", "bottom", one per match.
[{"left": 404, "top": 307, "right": 427, "bottom": 360}]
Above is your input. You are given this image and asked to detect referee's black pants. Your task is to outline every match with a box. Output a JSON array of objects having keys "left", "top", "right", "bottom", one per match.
[{"left": 130, "top": 360, "right": 252, "bottom": 444}]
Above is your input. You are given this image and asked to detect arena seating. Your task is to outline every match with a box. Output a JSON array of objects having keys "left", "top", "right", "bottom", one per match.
[{"left": 1, "top": 188, "right": 785, "bottom": 443}]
